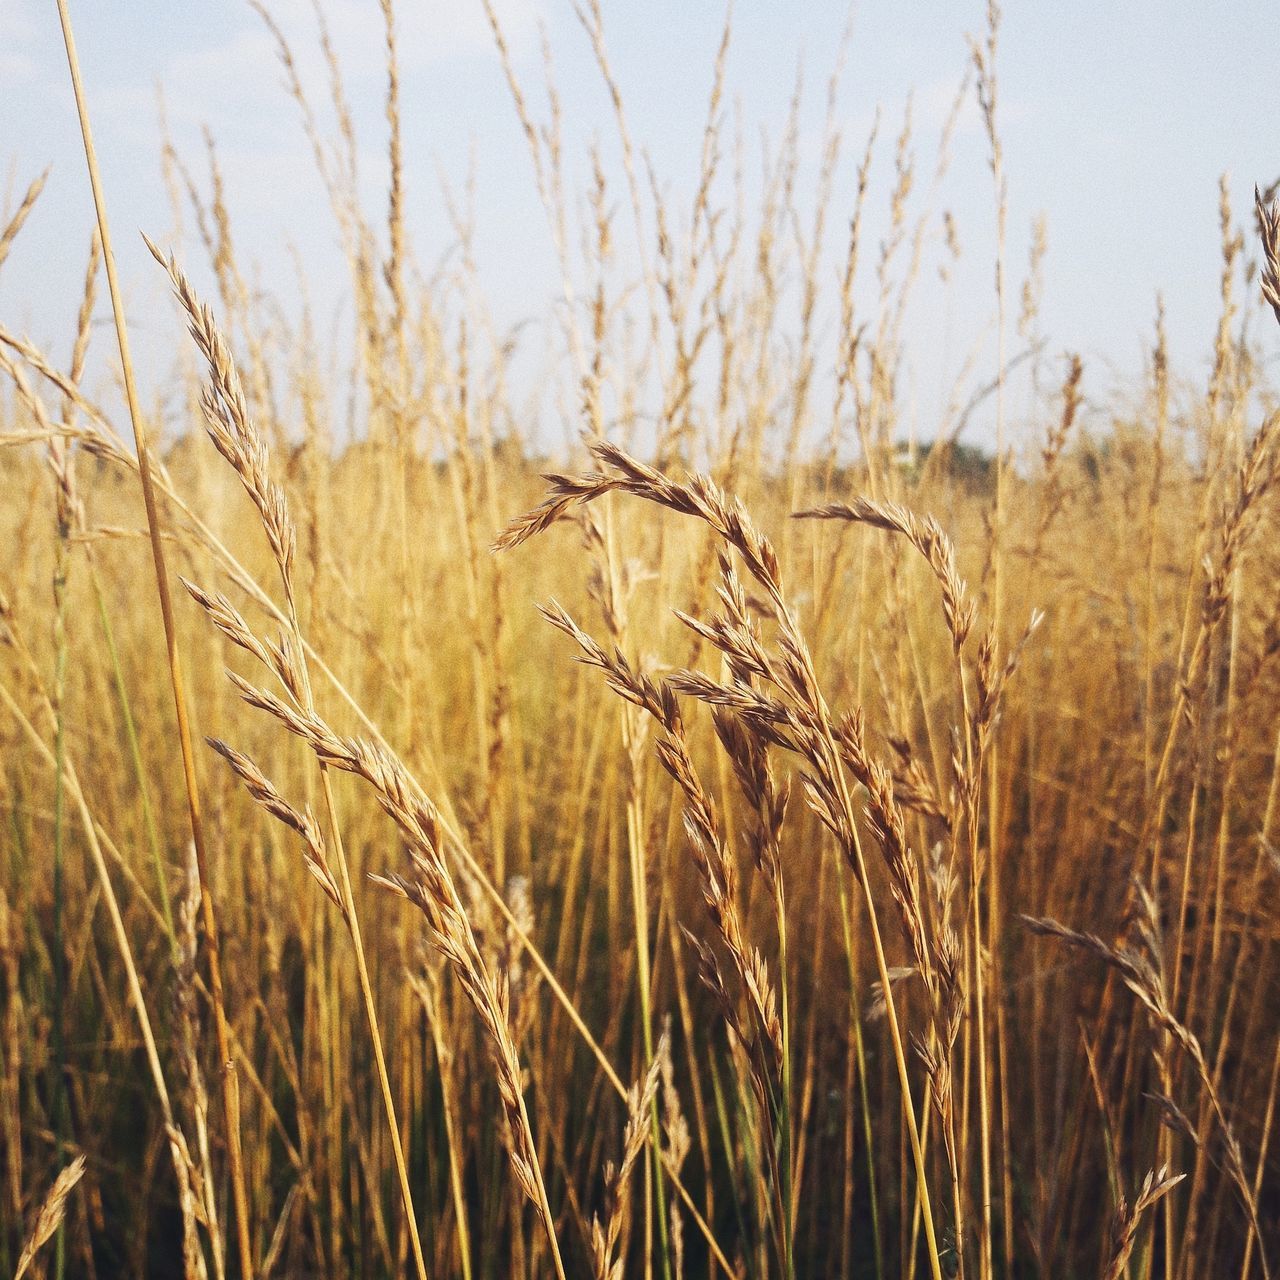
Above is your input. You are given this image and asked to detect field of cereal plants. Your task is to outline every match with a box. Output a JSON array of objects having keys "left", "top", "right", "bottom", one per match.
[{"left": 2, "top": 3, "right": 1278, "bottom": 1276}]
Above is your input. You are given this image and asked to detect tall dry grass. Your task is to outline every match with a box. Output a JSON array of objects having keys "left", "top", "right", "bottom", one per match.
[{"left": 1, "top": 3, "right": 1278, "bottom": 1278}]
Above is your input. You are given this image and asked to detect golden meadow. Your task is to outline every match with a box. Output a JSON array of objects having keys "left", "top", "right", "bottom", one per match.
[{"left": 2, "top": 4, "right": 1278, "bottom": 1277}]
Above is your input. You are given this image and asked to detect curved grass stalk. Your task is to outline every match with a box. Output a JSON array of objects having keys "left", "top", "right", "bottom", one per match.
[{"left": 50, "top": 3, "right": 253, "bottom": 1271}]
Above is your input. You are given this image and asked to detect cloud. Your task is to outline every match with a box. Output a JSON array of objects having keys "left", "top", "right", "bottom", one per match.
[
  {"left": 0, "top": 2, "right": 37, "bottom": 44},
  {"left": 0, "top": 52, "right": 39, "bottom": 84},
  {"left": 0, "top": 1, "right": 43, "bottom": 87},
  {"left": 184, "top": 0, "right": 545, "bottom": 100},
  {"left": 82, "top": 0, "right": 545, "bottom": 150},
  {"left": 320, "top": 0, "right": 543, "bottom": 73}
]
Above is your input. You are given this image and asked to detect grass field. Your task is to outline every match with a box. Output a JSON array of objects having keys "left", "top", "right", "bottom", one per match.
[{"left": 2, "top": 3, "right": 1279, "bottom": 1277}]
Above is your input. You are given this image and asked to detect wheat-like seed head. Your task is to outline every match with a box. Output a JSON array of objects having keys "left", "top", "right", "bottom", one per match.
[
  {"left": 1101, "top": 1165, "right": 1185, "bottom": 1280},
  {"left": 1256, "top": 187, "right": 1280, "bottom": 327},
  {"left": 14, "top": 1155, "right": 86, "bottom": 1280},
  {"left": 147, "top": 237, "right": 298, "bottom": 597}
]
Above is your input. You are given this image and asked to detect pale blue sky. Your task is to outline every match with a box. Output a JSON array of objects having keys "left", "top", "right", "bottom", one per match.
[{"left": 2, "top": 1, "right": 1278, "bottom": 448}]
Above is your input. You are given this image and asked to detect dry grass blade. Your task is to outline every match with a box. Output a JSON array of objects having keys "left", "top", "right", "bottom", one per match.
[
  {"left": 146, "top": 237, "right": 296, "bottom": 593},
  {"left": 1257, "top": 186, "right": 1280, "bottom": 327},
  {"left": 14, "top": 1155, "right": 87, "bottom": 1280},
  {"left": 1024, "top": 904, "right": 1271, "bottom": 1278},
  {"left": 49, "top": 6, "right": 256, "bottom": 1271},
  {"left": 591, "top": 1044, "right": 664, "bottom": 1280},
  {"left": 0, "top": 169, "right": 49, "bottom": 275},
  {"left": 795, "top": 496, "right": 975, "bottom": 651},
  {"left": 206, "top": 738, "right": 341, "bottom": 909},
  {"left": 1101, "top": 1165, "right": 1185, "bottom": 1280},
  {"left": 372, "top": 848, "right": 568, "bottom": 1279},
  {"left": 498, "top": 440, "right": 783, "bottom": 602}
]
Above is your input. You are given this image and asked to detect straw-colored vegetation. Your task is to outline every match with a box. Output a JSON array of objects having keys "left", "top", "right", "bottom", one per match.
[{"left": 2, "top": 2, "right": 1278, "bottom": 1276}]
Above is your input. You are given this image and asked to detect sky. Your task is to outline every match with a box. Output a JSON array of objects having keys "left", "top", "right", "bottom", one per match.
[{"left": 2, "top": 0, "right": 1279, "bottom": 450}]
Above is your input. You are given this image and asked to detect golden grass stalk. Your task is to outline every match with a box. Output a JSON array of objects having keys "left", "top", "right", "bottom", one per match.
[
  {"left": 535, "top": 593, "right": 794, "bottom": 1270},
  {"left": 500, "top": 439, "right": 947, "bottom": 1280},
  {"left": 49, "top": 5, "right": 254, "bottom": 1273},
  {"left": 147, "top": 242, "right": 432, "bottom": 1280},
  {"left": 591, "top": 1042, "right": 664, "bottom": 1280},
  {"left": 1025, "top": 888, "right": 1271, "bottom": 1279}
]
